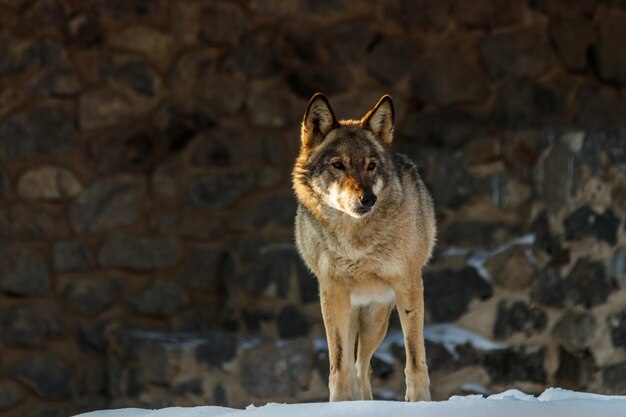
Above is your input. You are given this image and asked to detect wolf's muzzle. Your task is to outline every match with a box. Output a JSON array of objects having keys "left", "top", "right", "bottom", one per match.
[{"left": 360, "top": 192, "right": 377, "bottom": 208}]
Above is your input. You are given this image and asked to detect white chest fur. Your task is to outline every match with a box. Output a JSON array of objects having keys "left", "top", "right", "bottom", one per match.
[{"left": 350, "top": 287, "right": 396, "bottom": 306}]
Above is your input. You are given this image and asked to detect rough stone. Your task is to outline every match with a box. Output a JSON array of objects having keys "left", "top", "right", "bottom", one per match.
[
  {"left": 21, "top": 0, "right": 67, "bottom": 30},
  {"left": 594, "top": 12, "right": 626, "bottom": 85},
  {"left": 242, "top": 308, "right": 275, "bottom": 333},
  {"left": 484, "top": 245, "right": 535, "bottom": 290},
  {"left": 453, "top": 0, "right": 524, "bottom": 27},
  {"left": 480, "top": 29, "right": 555, "bottom": 78},
  {"left": 78, "top": 89, "right": 132, "bottom": 129},
  {"left": 151, "top": 164, "right": 179, "bottom": 201},
  {"left": 532, "top": 212, "right": 571, "bottom": 267},
  {"left": 127, "top": 280, "right": 188, "bottom": 317},
  {"left": 77, "top": 365, "right": 107, "bottom": 396},
  {"left": 15, "top": 403, "right": 71, "bottom": 417},
  {"left": 384, "top": 0, "right": 450, "bottom": 31},
  {"left": 0, "top": 381, "right": 21, "bottom": 411},
  {"left": 493, "top": 78, "right": 563, "bottom": 128},
  {"left": 0, "top": 205, "right": 60, "bottom": 240},
  {"left": 98, "top": 53, "right": 160, "bottom": 98},
  {"left": 608, "top": 309, "right": 626, "bottom": 350},
  {"left": 87, "top": 131, "right": 157, "bottom": 174},
  {"left": 564, "top": 205, "right": 620, "bottom": 245},
  {"left": 99, "top": 234, "right": 182, "bottom": 271},
  {"left": 286, "top": 65, "right": 351, "bottom": 98},
  {"left": 188, "top": 172, "right": 255, "bottom": 208},
  {"left": 194, "top": 332, "right": 238, "bottom": 370},
  {"left": 366, "top": 38, "right": 415, "bottom": 85},
  {"left": 173, "top": 378, "right": 203, "bottom": 397},
  {"left": 198, "top": 1, "right": 249, "bottom": 45},
  {"left": 411, "top": 48, "right": 489, "bottom": 106},
  {"left": 225, "top": 31, "right": 281, "bottom": 79},
  {"left": 92, "top": 0, "right": 165, "bottom": 22},
  {"left": 500, "top": 131, "right": 548, "bottom": 179},
  {"left": 278, "top": 305, "right": 310, "bottom": 339},
  {"left": 552, "top": 311, "right": 596, "bottom": 352},
  {"left": 483, "top": 347, "right": 546, "bottom": 384},
  {"left": 426, "top": 149, "right": 481, "bottom": 209},
  {"left": 0, "top": 103, "right": 74, "bottom": 158},
  {"left": 60, "top": 274, "right": 122, "bottom": 316},
  {"left": 28, "top": 66, "right": 82, "bottom": 97},
  {"left": 494, "top": 300, "right": 547, "bottom": 339},
  {"left": 603, "top": 362, "right": 626, "bottom": 393},
  {"left": 580, "top": 130, "right": 626, "bottom": 172},
  {"left": 212, "top": 384, "right": 227, "bottom": 406},
  {"left": 298, "top": 264, "right": 318, "bottom": 304},
  {"left": 531, "top": 266, "right": 566, "bottom": 308},
  {"left": 550, "top": 17, "right": 593, "bottom": 71},
  {"left": 539, "top": 142, "right": 584, "bottom": 212},
  {"left": 10, "top": 355, "right": 73, "bottom": 399},
  {"left": 16, "top": 166, "right": 82, "bottom": 200},
  {"left": 440, "top": 221, "right": 519, "bottom": 250},
  {"left": 108, "top": 26, "right": 177, "bottom": 71},
  {"left": 398, "top": 109, "right": 486, "bottom": 149},
  {"left": 78, "top": 319, "right": 119, "bottom": 355},
  {"left": 241, "top": 338, "right": 312, "bottom": 397},
  {"left": 0, "top": 166, "right": 5, "bottom": 200},
  {"left": 148, "top": 209, "right": 223, "bottom": 240},
  {"left": 229, "top": 243, "right": 307, "bottom": 299},
  {"left": 555, "top": 348, "right": 595, "bottom": 390},
  {"left": 199, "top": 74, "right": 246, "bottom": 116},
  {"left": 489, "top": 174, "right": 533, "bottom": 210},
  {"left": 53, "top": 241, "right": 91, "bottom": 272},
  {"left": 371, "top": 353, "right": 394, "bottom": 379},
  {"left": 323, "top": 19, "right": 373, "bottom": 64},
  {"left": 69, "top": 177, "right": 144, "bottom": 233},
  {"left": 564, "top": 259, "right": 614, "bottom": 309},
  {"left": 247, "top": 89, "right": 297, "bottom": 128},
  {"left": 0, "top": 31, "right": 58, "bottom": 77},
  {"left": 0, "top": 304, "right": 62, "bottom": 346},
  {"left": 67, "top": 13, "right": 103, "bottom": 48},
  {"left": 154, "top": 100, "right": 216, "bottom": 152},
  {"left": 575, "top": 84, "right": 626, "bottom": 127},
  {"left": 424, "top": 267, "right": 493, "bottom": 322},
  {"left": 174, "top": 308, "right": 220, "bottom": 332},
  {"left": 233, "top": 193, "right": 297, "bottom": 231},
  {"left": 181, "top": 247, "right": 224, "bottom": 291},
  {"left": 0, "top": 247, "right": 49, "bottom": 296},
  {"left": 611, "top": 246, "right": 626, "bottom": 288},
  {"left": 534, "top": 0, "right": 597, "bottom": 16},
  {"left": 168, "top": 48, "right": 217, "bottom": 90},
  {"left": 190, "top": 128, "right": 263, "bottom": 168}
]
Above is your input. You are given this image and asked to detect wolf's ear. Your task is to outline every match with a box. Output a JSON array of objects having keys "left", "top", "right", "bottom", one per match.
[
  {"left": 360, "top": 95, "right": 394, "bottom": 147},
  {"left": 301, "top": 93, "right": 339, "bottom": 148}
]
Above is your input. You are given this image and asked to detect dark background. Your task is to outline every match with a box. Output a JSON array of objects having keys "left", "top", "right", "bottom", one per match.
[{"left": 1, "top": 0, "right": 626, "bottom": 415}]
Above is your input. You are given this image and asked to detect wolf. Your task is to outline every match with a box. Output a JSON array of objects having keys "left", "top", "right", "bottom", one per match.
[{"left": 292, "top": 93, "right": 436, "bottom": 402}]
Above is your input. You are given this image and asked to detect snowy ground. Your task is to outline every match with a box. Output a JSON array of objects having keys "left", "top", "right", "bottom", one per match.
[{"left": 76, "top": 388, "right": 626, "bottom": 417}]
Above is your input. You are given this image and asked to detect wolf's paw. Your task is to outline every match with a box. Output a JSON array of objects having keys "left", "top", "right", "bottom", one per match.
[{"left": 405, "top": 372, "right": 430, "bottom": 402}]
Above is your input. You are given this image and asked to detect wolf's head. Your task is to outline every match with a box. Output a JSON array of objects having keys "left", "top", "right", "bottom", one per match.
[{"left": 293, "top": 93, "right": 395, "bottom": 219}]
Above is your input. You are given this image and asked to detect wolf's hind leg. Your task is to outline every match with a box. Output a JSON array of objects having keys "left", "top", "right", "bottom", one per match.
[{"left": 355, "top": 303, "right": 393, "bottom": 400}]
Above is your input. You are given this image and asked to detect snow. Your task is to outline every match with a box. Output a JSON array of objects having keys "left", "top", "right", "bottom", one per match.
[
  {"left": 379, "top": 323, "right": 506, "bottom": 359},
  {"left": 75, "top": 388, "right": 626, "bottom": 417}
]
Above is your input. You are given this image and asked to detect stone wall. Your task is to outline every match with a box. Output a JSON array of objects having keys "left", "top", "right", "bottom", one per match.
[{"left": 1, "top": 0, "right": 626, "bottom": 415}]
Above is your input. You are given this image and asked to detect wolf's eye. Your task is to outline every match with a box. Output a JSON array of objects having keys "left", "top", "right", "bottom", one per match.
[
  {"left": 332, "top": 161, "right": 345, "bottom": 170},
  {"left": 367, "top": 162, "right": 376, "bottom": 171}
]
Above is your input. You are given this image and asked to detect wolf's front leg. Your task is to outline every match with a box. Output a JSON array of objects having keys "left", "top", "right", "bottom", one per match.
[
  {"left": 395, "top": 282, "right": 430, "bottom": 402},
  {"left": 320, "top": 284, "right": 358, "bottom": 401}
]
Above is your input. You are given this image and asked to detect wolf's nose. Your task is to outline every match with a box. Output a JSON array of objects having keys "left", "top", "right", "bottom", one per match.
[{"left": 360, "top": 192, "right": 377, "bottom": 208}]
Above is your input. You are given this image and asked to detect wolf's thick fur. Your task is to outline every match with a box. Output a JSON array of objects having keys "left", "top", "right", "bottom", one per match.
[{"left": 292, "top": 94, "right": 436, "bottom": 402}]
